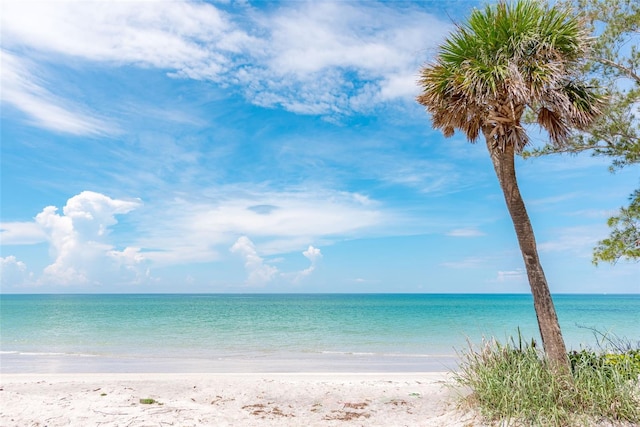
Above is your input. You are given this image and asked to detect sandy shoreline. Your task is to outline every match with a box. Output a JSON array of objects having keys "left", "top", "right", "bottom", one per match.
[
  {"left": 0, "top": 351, "right": 460, "bottom": 374},
  {"left": 0, "top": 372, "right": 483, "bottom": 426}
]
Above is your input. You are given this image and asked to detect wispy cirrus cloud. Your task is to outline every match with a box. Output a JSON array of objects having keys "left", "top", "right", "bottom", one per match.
[
  {"left": 1, "top": 0, "right": 451, "bottom": 123},
  {"left": 0, "top": 50, "right": 114, "bottom": 136},
  {"left": 441, "top": 256, "right": 490, "bottom": 269},
  {"left": 242, "top": 1, "right": 450, "bottom": 114},
  {"left": 494, "top": 269, "right": 526, "bottom": 283},
  {"left": 0, "top": 1, "right": 246, "bottom": 76},
  {"left": 136, "top": 186, "right": 388, "bottom": 264},
  {"left": 538, "top": 225, "right": 603, "bottom": 258},
  {"left": 446, "top": 227, "right": 486, "bottom": 237}
]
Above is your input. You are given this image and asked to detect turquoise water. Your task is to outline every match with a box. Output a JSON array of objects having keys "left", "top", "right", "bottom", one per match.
[{"left": 1, "top": 294, "right": 638, "bottom": 373}]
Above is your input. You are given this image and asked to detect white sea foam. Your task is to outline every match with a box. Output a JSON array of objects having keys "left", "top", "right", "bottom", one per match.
[{"left": 1, "top": 350, "right": 97, "bottom": 357}]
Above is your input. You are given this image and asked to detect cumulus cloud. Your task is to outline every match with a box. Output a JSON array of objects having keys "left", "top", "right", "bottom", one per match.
[
  {"left": 296, "top": 245, "right": 323, "bottom": 281},
  {"left": 1, "top": 187, "right": 386, "bottom": 289},
  {"left": 1, "top": 186, "right": 392, "bottom": 289},
  {"left": 1, "top": 0, "right": 450, "bottom": 121},
  {"left": 303, "top": 245, "right": 322, "bottom": 264},
  {"left": 0, "top": 256, "right": 33, "bottom": 287},
  {"left": 230, "top": 236, "right": 279, "bottom": 286},
  {"left": 33, "top": 191, "right": 146, "bottom": 286},
  {"left": 231, "top": 237, "right": 323, "bottom": 286}
]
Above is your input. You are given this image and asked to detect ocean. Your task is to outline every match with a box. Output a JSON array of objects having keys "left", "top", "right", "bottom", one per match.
[{"left": 1, "top": 294, "right": 638, "bottom": 373}]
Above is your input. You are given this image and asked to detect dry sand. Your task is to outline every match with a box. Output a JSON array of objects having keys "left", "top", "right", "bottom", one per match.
[{"left": 0, "top": 372, "right": 485, "bottom": 426}]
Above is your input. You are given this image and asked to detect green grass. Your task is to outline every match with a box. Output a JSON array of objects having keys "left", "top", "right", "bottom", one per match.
[
  {"left": 139, "top": 398, "right": 158, "bottom": 405},
  {"left": 454, "top": 333, "right": 640, "bottom": 426}
]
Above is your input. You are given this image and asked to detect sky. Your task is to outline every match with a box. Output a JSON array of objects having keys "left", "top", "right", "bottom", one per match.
[{"left": 1, "top": 0, "right": 638, "bottom": 294}]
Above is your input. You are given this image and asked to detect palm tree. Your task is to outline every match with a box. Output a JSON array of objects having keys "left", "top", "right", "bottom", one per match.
[{"left": 417, "top": 0, "right": 603, "bottom": 373}]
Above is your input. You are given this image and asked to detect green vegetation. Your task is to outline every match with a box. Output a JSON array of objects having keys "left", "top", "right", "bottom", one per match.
[
  {"left": 455, "top": 335, "right": 640, "bottom": 426},
  {"left": 593, "top": 189, "right": 640, "bottom": 264},
  {"left": 524, "top": 0, "right": 640, "bottom": 264},
  {"left": 139, "top": 398, "right": 158, "bottom": 405}
]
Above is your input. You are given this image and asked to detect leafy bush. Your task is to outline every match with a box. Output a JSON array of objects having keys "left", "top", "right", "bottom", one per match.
[{"left": 569, "top": 349, "right": 640, "bottom": 380}]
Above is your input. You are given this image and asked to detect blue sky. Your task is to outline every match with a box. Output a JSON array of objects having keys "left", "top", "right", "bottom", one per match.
[{"left": 1, "top": 0, "right": 638, "bottom": 294}]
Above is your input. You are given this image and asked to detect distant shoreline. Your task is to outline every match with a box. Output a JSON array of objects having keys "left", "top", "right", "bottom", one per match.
[
  {"left": 0, "top": 351, "right": 460, "bottom": 375},
  {"left": 2, "top": 292, "right": 639, "bottom": 295}
]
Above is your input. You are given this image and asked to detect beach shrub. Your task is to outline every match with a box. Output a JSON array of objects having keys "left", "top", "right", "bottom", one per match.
[
  {"left": 569, "top": 349, "right": 640, "bottom": 380},
  {"left": 455, "top": 336, "right": 640, "bottom": 426}
]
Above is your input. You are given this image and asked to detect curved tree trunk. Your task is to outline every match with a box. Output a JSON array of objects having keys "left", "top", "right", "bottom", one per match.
[{"left": 484, "top": 136, "right": 570, "bottom": 374}]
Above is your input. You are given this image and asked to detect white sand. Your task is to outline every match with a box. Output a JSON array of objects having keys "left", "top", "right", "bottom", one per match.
[{"left": 0, "top": 372, "right": 484, "bottom": 426}]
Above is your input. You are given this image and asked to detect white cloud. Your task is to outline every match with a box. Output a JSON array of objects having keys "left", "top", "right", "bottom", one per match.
[
  {"left": 446, "top": 227, "right": 486, "bottom": 238},
  {"left": 0, "top": 256, "right": 33, "bottom": 287},
  {"left": 538, "top": 226, "right": 602, "bottom": 257},
  {"left": 1, "top": 0, "right": 450, "bottom": 120},
  {"left": 230, "top": 236, "right": 278, "bottom": 286},
  {"left": 441, "top": 256, "right": 491, "bottom": 269},
  {"left": 0, "top": 50, "right": 114, "bottom": 136},
  {"left": 370, "top": 158, "right": 463, "bottom": 195},
  {"left": 33, "top": 191, "right": 145, "bottom": 286},
  {"left": 495, "top": 269, "right": 526, "bottom": 283},
  {"left": 8, "top": 186, "right": 386, "bottom": 274},
  {"left": 528, "top": 192, "right": 581, "bottom": 209},
  {"left": 296, "top": 245, "right": 323, "bottom": 280},
  {"left": 0, "top": 1, "right": 245, "bottom": 76},
  {"left": 0, "top": 220, "right": 47, "bottom": 245},
  {"left": 0, "top": 0, "right": 251, "bottom": 133},
  {"left": 230, "top": 237, "right": 323, "bottom": 286},
  {"left": 61, "top": 191, "right": 140, "bottom": 237},
  {"left": 0, "top": 187, "right": 394, "bottom": 288},
  {"left": 193, "top": 192, "right": 381, "bottom": 240},
  {"left": 135, "top": 187, "right": 385, "bottom": 266},
  {"left": 303, "top": 245, "right": 322, "bottom": 264},
  {"left": 242, "top": 1, "right": 449, "bottom": 114}
]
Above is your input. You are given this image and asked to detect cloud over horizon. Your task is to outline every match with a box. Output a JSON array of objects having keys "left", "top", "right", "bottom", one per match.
[
  {"left": 34, "top": 191, "right": 145, "bottom": 286},
  {"left": 231, "top": 236, "right": 323, "bottom": 286},
  {"left": 1, "top": 189, "right": 375, "bottom": 289}
]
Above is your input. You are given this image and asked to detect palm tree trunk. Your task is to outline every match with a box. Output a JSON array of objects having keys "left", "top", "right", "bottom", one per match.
[{"left": 484, "top": 137, "right": 570, "bottom": 374}]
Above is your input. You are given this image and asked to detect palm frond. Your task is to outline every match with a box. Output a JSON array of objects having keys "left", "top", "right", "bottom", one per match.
[
  {"left": 537, "top": 107, "right": 571, "bottom": 146},
  {"left": 417, "top": 0, "right": 601, "bottom": 152}
]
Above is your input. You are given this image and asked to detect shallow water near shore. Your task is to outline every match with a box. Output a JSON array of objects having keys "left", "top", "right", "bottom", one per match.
[{"left": 1, "top": 293, "right": 638, "bottom": 373}]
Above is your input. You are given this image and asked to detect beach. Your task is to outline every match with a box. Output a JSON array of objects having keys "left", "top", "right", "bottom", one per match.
[
  {"left": 2, "top": 294, "right": 637, "bottom": 426},
  {"left": 0, "top": 372, "right": 482, "bottom": 426}
]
